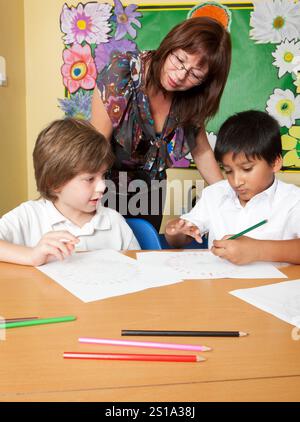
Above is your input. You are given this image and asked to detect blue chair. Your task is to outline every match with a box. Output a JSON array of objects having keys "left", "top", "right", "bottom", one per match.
[{"left": 126, "top": 218, "right": 162, "bottom": 250}]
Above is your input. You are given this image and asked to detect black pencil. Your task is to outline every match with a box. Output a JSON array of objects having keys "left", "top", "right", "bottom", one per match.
[{"left": 121, "top": 330, "right": 248, "bottom": 337}]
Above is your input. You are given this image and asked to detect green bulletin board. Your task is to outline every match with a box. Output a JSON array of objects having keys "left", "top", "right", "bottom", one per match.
[
  {"left": 136, "top": 3, "right": 294, "bottom": 133},
  {"left": 59, "top": 1, "right": 300, "bottom": 169}
]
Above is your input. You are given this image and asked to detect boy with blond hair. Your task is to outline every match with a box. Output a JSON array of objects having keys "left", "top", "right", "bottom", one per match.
[{"left": 0, "top": 118, "right": 139, "bottom": 266}]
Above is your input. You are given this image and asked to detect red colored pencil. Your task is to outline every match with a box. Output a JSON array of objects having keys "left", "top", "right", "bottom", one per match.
[{"left": 63, "top": 352, "right": 205, "bottom": 363}]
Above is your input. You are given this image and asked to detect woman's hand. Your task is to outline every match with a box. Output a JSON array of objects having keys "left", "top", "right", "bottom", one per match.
[{"left": 30, "top": 231, "right": 79, "bottom": 266}]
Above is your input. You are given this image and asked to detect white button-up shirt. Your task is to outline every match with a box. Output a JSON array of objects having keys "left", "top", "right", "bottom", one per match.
[
  {"left": 181, "top": 179, "right": 300, "bottom": 248},
  {"left": 0, "top": 199, "right": 140, "bottom": 251}
]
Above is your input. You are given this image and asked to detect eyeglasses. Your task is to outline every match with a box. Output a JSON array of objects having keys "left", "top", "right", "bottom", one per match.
[{"left": 169, "top": 52, "right": 205, "bottom": 84}]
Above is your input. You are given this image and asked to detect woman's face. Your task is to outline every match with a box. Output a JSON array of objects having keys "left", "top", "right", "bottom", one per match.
[{"left": 160, "top": 49, "right": 208, "bottom": 92}]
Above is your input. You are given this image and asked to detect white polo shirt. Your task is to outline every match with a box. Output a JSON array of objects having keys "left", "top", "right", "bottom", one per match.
[
  {"left": 181, "top": 179, "right": 300, "bottom": 248},
  {"left": 0, "top": 199, "right": 140, "bottom": 251}
]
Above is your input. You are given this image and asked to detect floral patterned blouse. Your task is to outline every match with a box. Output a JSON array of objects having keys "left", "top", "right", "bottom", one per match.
[{"left": 96, "top": 51, "right": 198, "bottom": 189}]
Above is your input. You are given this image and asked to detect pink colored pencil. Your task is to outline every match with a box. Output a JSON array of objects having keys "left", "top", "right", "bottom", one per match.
[
  {"left": 64, "top": 352, "right": 205, "bottom": 363},
  {"left": 79, "top": 337, "right": 211, "bottom": 352}
]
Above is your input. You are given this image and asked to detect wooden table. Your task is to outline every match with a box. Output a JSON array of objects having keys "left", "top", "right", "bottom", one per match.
[{"left": 0, "top": 252, "right": 299, "bottom": 402}]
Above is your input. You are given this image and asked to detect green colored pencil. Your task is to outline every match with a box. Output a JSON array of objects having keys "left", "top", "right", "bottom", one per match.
[
  {"left": 0, "top": 315, "right": 76, "bottom": 329},
  {"left": 228, "top": 219, "right": 268, "bottom": 240}
]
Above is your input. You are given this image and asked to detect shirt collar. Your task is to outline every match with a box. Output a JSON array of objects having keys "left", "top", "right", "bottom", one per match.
[
  {"left": 223, "top": 177, "right": 278, "bottom": 208},
  {"left": 45, "top": 200, "right": 111, "bottom": 232},
  {"left": 91, "top": 208, "right": 111, "bottom": 230},
  {"left": 45, "top": 200, "right": 68, "bottom": 226}
]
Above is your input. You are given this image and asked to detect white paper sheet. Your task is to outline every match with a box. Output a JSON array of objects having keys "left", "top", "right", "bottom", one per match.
[
  {"left": 36, "top": 250, "right": 182, "bottom": 302},
  {"left": 230, "top": 279, "right": 300, "bottom": 327},
  {"left": 136, "top": 251, "right": 287, "bottom": 279}
]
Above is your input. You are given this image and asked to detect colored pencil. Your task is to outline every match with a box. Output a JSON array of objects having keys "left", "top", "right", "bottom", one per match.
[
  {"left": 0, "top": 315, "right": 76, "bottom": 329},
  {"left": 63, "top": 352, "right": 205, "bottom": 362},
  {"left": 121, "top": 330, "right": 248, "bottom": 337},
  {"left": 228, "top": 219, "right": 268, "bottom": 240},
  {"left": 79, "top": 337, "right": 211, "bottom": 352},
  {"left": 2, "top": 317, "right": 39, "bottom": 323}
]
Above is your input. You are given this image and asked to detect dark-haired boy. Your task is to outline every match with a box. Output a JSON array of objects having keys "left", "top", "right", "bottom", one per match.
[{"left": 165, "top": 110, "right": 300, "bottom": 265}]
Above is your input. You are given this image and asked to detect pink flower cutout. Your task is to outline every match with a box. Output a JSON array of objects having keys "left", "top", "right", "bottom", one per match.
[{"left": 61, "top": 44, "right": 97, "bottom": 94}]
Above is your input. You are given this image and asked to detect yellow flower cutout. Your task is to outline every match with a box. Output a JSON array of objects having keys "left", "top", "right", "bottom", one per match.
[{"left": 282, "top": 126, "right": 300, "bottom": 167}]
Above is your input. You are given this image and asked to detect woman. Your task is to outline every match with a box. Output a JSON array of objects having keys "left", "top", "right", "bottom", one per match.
[{"left": 91, "top": 17, "right": 231, "bottom": 230}]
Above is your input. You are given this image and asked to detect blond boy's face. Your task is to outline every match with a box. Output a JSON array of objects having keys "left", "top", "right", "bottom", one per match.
[
  {"left": 222, "top": 152, "right": 282, "bottom": 206},
  {"left": 53, "top": 166, "right": 108, "bottom": 223}
]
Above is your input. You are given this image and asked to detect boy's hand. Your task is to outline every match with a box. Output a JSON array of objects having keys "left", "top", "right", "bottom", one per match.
[
  {"left": 211, "top": 235, "right": 260, "bottom": 265},
  {"left": 30, "top": 231, "right": 79, "bottom": 266},
  {"left": 166, "top": 218, "right": 202, "bottom": 243}
]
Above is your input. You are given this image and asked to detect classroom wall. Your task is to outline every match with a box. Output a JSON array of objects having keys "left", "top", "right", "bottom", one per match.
[
  {"left": 1, "top": 1, "right": 299, "bottom": 212},
  {"left": 0, "top": 0, "right": 27, "bottom": 216}
]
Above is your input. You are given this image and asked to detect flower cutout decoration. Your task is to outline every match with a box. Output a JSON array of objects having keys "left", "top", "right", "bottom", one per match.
[
  {"left": 272, "top": 40, "right": 300, "bottom": 78},
  {"left": 95, "top": 38, "right": 137, "bottom": 73},
  {"left": 206, "top": 131, "right": 217, "bottom": 150},
  {"left": 187, "top": 1, "right": 231, "bottom": 32},
  {"left": 113, "top": 0, "right": 142, "bottom": 40},
  {"left": 61, "top": 43, "right": 97, "bottom": 94},
  {"left": 266, "top": 88, "right": 300, "bottom": 128},
  {"left": 59, "top": 1, "right": 143, "bottom": 119},
  {"left": 292, "top": 55, "right": 300, "bottom": 94},
  {"left": 60, "top": 2, "right": 112, "bottom": 45},
  {"left": 281, "top": 126, "right": 300, "bottom": 167},
  {"left": 58, "top": 90, "right": 93, "bottom": 120},
  {"left": 250, "top": 0, "right": 300, "bottom": 44},
  {"left": 293, "top": 75, "right": 300, "bottom": 94}
]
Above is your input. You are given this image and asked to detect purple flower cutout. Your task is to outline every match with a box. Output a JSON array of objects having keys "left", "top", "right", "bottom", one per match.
[
  {"left": 94, "top": 38, "right": 137, "bottom": 73},
  {"left": 58, "top": 90, "right": 92, "bottom": 120},
  {"left": 113, "top": 0, "right": 142, "bottom": 40}
]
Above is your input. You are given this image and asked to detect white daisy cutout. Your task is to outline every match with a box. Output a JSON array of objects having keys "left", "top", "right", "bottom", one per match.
[
  {"left": 206, "top": 131, "right": 217, "bottom": 150},
  {"left": 272, "top": 40, "right": 300, "bottom": 78},
  {"left": 250, "top": 0, "right": 300, "bottom": 44},
  {"left": 184, "top": 132, "right": 217, "bottom": 162},
  {"left": 292, "top": 55, "right": 300, "bottom": 93},
  {"left": 266, "top": 88, "right": 300, "bottom": 128}
]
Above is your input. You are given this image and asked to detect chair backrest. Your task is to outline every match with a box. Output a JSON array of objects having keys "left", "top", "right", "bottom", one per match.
[{"left": 126, "top": 218, "right": 162, "bottom": 250}]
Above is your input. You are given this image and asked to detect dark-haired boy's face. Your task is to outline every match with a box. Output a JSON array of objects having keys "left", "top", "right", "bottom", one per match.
[{"left": 222, "top": 152, "right": 282, "bottom": 206}]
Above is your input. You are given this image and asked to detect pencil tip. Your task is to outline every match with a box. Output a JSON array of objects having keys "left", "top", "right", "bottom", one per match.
[
  {"left": 196, "top": 355, "right": 206, "bottom": 362},
  {"left": 202, "top": 346, "right": 212, "bottom": 351},
  {"left": 239, "top": 331, "right": 249, "bottom": 337}
]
